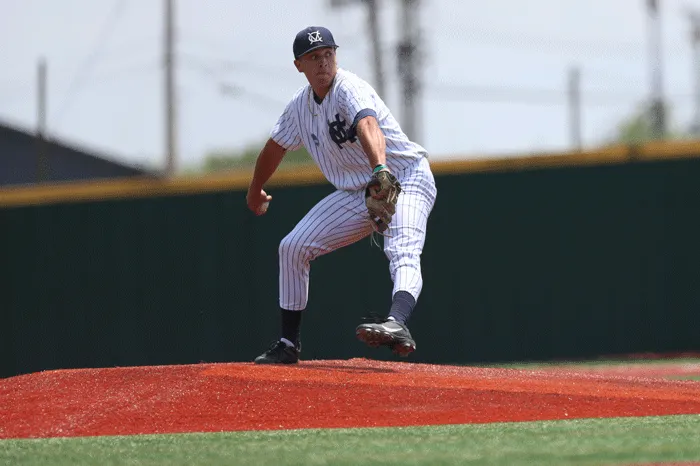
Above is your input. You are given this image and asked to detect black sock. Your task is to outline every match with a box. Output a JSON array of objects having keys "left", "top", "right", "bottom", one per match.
[
  {"left": 281, "top": 309, "right": 302, "bottom": 345},
  {"left": 388, "top": 291, "right": 416, "bottom": 325}
]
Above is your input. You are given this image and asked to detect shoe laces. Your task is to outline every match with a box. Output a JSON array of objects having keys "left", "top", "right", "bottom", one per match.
[
  {"left": 361, "top": 312, "right": 389, "bottom": 324},
  {"left": 267, "top": 340, "right": 301, "bottom": 353},
  {"left": 266, "top": 341, "right": 287, "bottom": 353}
]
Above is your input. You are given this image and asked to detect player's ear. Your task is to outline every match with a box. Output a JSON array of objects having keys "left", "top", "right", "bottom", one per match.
[{"left": 294, "top": 60, "right": 302, "bottom": 73}]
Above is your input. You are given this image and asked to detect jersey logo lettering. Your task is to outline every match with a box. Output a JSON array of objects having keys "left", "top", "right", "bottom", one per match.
[
  {"left": 308, "top": 31, "right": 323, "bottom": 44},
  {"left": 328, "top": 113, "right": 356, "bottom": 149}
]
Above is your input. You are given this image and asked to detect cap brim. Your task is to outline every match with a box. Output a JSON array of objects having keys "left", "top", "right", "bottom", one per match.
[{"left": 295, "top": 44, "right": 339, "bottom": 59}]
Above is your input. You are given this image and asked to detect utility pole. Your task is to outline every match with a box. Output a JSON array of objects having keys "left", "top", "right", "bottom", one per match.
[
  {"left": 37, "top": 57, "right": 48, "bottom": 182},
  {"left": 688, "top": 10, "right": 700, "bottom": 136},
  {"left": 567, "top": 66, "right": 582, "bottom": 151},
  {"left": 164, "top": 0, "right": 177, "bottom": 176},
  {"left": 646, "top": 0, "right": 666, "bottom": 140},
  {"left": 397, "top": 0, "right": 421, "bottom": 142},
  {"left": 329, "top": 0, "right": 386, "bottom": 97},
  {"left": 366, "top": 0, "right": 385, "bottom": 97}
]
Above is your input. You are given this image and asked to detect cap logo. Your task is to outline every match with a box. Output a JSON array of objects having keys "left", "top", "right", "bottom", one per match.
[{"left": 308, "top": 30, "right": 323, "bottom": 44}]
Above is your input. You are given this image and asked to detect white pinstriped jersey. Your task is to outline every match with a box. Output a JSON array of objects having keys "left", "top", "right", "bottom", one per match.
[{"left": 270, "top": 68, "right": 427, "bottom": 191}]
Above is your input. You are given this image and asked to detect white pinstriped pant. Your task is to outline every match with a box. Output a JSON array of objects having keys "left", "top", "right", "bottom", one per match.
[{"left": 279, "top": 157, "right": 437, "bottom": 311}]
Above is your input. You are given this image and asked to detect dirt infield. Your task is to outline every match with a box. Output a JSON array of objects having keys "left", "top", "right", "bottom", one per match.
[{"left": 1, "top": 358, "right": 700, "bottom": 439}]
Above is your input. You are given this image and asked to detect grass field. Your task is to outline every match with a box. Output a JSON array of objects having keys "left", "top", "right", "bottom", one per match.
[
  {"left": 485, "top": 356, "right": 700, "bottom": 369},
  {"left": 1, "top": 415, "right": 699, "bottom": 466}
]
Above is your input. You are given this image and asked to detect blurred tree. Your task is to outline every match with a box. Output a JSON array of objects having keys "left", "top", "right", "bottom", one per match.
[
  {"left": 200, "top": 142, "right": 313, "bottom": 173},
  {"left": 612, "top": 104, "right": 688, "bottom": 145}
]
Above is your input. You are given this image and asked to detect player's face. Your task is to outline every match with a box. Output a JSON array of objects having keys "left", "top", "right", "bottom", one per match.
[{"left": 295, "top": 47, "right": 337, "bottom": 90}]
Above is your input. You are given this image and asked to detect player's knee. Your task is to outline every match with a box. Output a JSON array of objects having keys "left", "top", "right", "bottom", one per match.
[
  {"left": 279, "top": 234, "right": 295, "bottom": 257},
  {"left": 280, "top": 233, "right": 323, "bottom": 264},
  {"left": 390, "top": 259, "right": 421, "bottom": 274},
  {"left": 385, "top": 245, "right": 415, "bottom": 262},
  {"left": 279, "top": 233, "right": 308, "bottom": 261},
  {"left": 386, "top": 249, "right": 421, "bottom": 270}
]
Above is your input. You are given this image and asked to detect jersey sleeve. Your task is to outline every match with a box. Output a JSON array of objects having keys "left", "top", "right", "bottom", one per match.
[
  {"left": 337, "top": 79, "right": 379, "bottom": 138},
  {"left": 270, "top": 99, "right": 302, "bottom": 151}
]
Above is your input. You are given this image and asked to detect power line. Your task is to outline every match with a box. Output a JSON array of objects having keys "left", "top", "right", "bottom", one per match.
[
  {"left": 219, "top": 83, "right": 289, "bottom": 110},
  {"left": 0, "top": 41, "right": 154, "bottom": 90},
  {"left": 178, "top": 52, "right": 292, "bottom": 78},
  {"left": 429, "top": 25, "right": 687, "bottom": 60},
  {"left": 86, "top": 60, "right": 160, "bottom": 87},
  {"left": 93, "top": 35, "right": 160, "bottom": 62},
  {"left": 180, "top": 53, "right": 288, "bottom": 110},
  {"left": 179, "top": 28, "right": 363, "bottom": 54},
  {"left": 425, "top": 83, "right": 692, "bottom": 107},
  {"left": 32, "top": 35, "right": 158, "bottom": 67},
  {"left": 53, "top": 0, "right": 130, "bottom": 127}
]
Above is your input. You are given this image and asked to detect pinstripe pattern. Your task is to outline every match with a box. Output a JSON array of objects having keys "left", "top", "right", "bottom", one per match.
[
  {"left": 271, "top": 68, "right": 436, "bottom": 312},
  {"left": 270, "top": 68, "right": 427, "bottom": 191},
  {"left": 279, "top": 157, "right": 436, "bottom": 311},
  {"left": 279, "top": 189, "right": 372, "bottom": 310},
  {"left": 383, "top": 158, "right": 437, "bottom": 299}
]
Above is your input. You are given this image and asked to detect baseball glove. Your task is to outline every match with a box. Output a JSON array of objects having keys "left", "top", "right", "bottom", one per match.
[{"left": 365, "top": 170, "right": 402, "bottom": 233}]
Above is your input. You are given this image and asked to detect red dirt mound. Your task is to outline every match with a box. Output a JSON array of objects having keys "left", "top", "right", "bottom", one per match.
[{"left": 1, "top": 358, "right": 699, "bottom": 439}]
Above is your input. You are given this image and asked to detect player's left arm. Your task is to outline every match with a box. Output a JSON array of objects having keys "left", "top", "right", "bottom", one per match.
[
  {"left": 357, "top": 114, "right": 401, "bottom": 232},
  {"left": 338, "top": 82, "right": 387, "bottom": 172},
  {"left": 340, "top": 82, "right": 400, "bottom": 230},
  {"left": 355, "top": 116, "right": 386, "bottom": 170}
]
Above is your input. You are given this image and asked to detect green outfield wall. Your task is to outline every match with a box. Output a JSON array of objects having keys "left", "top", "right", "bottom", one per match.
[{"left": 1, "top": 143, "right": 700, "bottom": 377}]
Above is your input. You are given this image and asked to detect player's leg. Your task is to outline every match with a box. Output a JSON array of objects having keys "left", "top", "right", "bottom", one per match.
[
  {"left": 385, "top": 159, "right": 437, "bottom": 311},
  {"left": 255, "top": 188, "right": 372, "bottom": 364},
  {"left": 356, "top": 158, "right": 437, "bottom": 356},
  {"left": 278, "top": 189, "right": 372, "bottom": 311}
]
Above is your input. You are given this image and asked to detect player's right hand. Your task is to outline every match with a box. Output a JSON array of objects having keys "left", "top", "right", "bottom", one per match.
[{"left": 246, "top": 188, "right": 272, "bottom": 216}]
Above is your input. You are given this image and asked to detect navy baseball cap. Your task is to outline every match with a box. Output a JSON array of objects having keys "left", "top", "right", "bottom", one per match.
[{"left": 293, "top": 26, "right": 339, "bottom": 59}]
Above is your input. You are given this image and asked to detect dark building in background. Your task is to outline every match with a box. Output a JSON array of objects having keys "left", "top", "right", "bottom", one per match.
[{"left": 0, "top": 121, "right": 152, "bottom": 187}]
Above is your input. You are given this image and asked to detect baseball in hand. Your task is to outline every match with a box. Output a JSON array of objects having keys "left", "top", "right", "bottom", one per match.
[{"left": 258, "top": 201, "right": 269, "bottom": 215}]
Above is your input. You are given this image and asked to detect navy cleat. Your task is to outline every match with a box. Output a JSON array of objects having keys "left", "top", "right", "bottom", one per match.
[
  {"left": 356, "top": 315, "right": 416, "bottom": 357},
  {"left": 254, "top": 340, "right": 300, "bottom": 364}
]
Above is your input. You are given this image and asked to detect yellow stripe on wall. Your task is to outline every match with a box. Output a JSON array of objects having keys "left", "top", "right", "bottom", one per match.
[
  {"left": 0, "top": 165, "right": 326, "bottom": 208},
  {"left": 1, "top": 141, "right": 699, "bottom": 208},
  {"left": 429, "top": 141, "right": 700, "bottom": 176}
]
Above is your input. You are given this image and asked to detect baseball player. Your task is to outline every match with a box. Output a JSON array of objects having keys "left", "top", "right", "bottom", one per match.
[{"left": 247, "top": 26, "right": 437, "bottom": 364}]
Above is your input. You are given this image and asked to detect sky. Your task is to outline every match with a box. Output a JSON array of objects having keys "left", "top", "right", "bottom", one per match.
[{"left": 1, "top": 0, "right": 698, "bottom": 172}]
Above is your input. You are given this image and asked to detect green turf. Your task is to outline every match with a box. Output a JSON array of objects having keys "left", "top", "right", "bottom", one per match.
[
  {"left": 671, "top": 375, "right": 700, "bottom": 381},
  {"left": 480, "top": 357, "right": 700, "bottom": 370},
  {"left": 1, "top": 415, "right": 700, "bottom": 466},
  {"left": 484, "top": 358, "right": 700, "bottom": 383}
]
